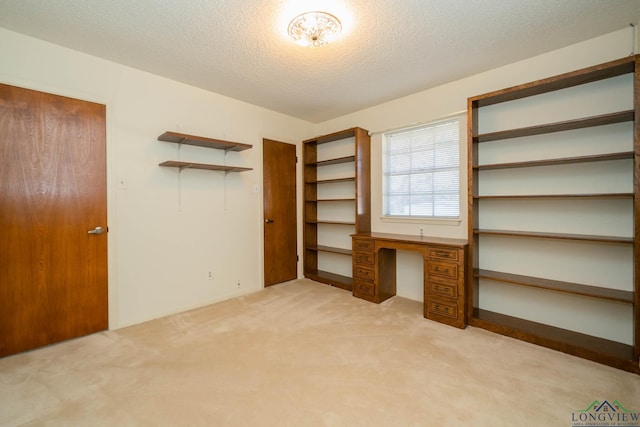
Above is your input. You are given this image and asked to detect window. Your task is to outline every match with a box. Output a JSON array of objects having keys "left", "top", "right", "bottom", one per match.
[{"left": 383, "top": 117, "right": 460, "bottom": 218}]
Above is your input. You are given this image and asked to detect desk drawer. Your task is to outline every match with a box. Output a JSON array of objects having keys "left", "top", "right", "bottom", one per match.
[
  {"left": 353, "top": 238, "right": 374, "bottom": 252},
  {"left": 354, "top": 251, "right": 375, "bottom": 265},
  {"left": 428, "top": 280, "right": 457, "bottom": 298},
  {"left": 428, "top": 299, "right": 458, "bottom": 320},
  {"left": 354, "top": 280, "right": 375, "bottom": 298},
  {"left": 428, "top": 247, "right": 459, "bottom": 261},
  {"left": 428, "top": 261, "right": 458, "bottom": 280},
  {"left": 354, "top": 265, "right": 375, "bottom": 281}
]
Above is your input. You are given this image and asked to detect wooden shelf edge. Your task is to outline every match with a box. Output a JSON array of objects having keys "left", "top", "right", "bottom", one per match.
[
  {"left": 306, "top": 155, "right": 356, "bottom": 167},
  {"left": 306, "top": 245, "right": 352, "bottom": 256},
  {"left": 158, "top": 131, "right": 252, "bottom": 151},
  {"left": 474, "top": 110, "right": 633, "bottom": 143},
  {"left": 475, "top": 269, "right": 633, "bottom": 303},
  {"left": 305, "top": 177, "right": 356, "bottom": 184},
  {"left": 159, "top": 160, "right": 252, "bottom": 172},
  {"left": 475, "top": 228, "right": 633, "bottom": 244},
  {"left": 470, "top": 309, "right": 638, "bottom": 373},
  {"left": 305, "top": 270, "right": 353, "bottom": 291},
  {"left": 306, "top": 220, "right": 356, "bottom": 226},
  {"left": 474, "top": 193, "right": 633, "bottom": 199},
  {"left": 303, "top": 128, "right": 359, "bottom": 145},
  {"left": 470, "top": 56, "right": 636, "bottom": 107},
  {"left": 474, "top": 151, "right": 634, "bottom": 170},
  {"left": 306, "top": 198, "right": 357, "bottom": 202}
]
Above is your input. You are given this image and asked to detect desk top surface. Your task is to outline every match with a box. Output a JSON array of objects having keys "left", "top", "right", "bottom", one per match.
[{"left": 353, "top": 232, "right": 468, "bottom": 247}]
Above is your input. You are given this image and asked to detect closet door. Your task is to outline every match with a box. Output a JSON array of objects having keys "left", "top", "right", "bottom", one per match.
[
  {"left": 0, "top": 84, "right": 108, "bottom": 356},
  {"left": 263, "top": 139, "right": 297, "bottom": 286}
]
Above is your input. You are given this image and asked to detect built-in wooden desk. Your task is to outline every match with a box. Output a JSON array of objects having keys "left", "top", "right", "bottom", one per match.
[{"left": 351, "top": 232, "right": 468, "bottom": 328}]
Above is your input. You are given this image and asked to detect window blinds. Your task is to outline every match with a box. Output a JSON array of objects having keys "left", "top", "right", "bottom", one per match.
[{"left": 383, "top": 119, "right": 460, "bottom": 218}]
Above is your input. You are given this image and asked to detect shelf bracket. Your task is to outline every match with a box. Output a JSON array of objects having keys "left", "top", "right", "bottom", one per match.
[{"left": 224, "top": 150, "right": 229, "bottom": 211}]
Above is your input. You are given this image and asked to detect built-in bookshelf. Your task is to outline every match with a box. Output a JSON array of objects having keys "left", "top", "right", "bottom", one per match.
[
  {"left": 467, "top": 55, "right": 639, "bottom": 374},
  {"left": 303, "top": 127, "right": 370, "bottom": 290}
]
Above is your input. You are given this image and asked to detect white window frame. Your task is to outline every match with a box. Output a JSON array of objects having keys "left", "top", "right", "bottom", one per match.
[{"left": 382, "top": 115, "right": 464, "bottom": 223}]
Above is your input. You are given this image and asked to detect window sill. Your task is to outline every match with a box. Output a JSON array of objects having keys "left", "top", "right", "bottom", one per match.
[{"left": 380, "top": 216, "right": 462, "bottom": 226}]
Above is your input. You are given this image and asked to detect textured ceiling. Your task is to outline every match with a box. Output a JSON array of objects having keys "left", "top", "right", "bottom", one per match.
[{"left": 0, "top": 0, "right": 639, "bottom": 123}]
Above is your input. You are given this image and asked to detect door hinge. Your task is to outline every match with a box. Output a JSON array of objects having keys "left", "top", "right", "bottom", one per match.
[
  {"left": 296, "top": 156, "right": 298, "bottom": 163},
  {"left": 297, "top": 255, "right": 299, "bottom": 262}
]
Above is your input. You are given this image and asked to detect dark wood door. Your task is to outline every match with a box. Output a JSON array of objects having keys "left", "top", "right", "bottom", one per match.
[
  {"left": 0, "top": 84, "right": 108, "bottom": 357},
  {"left": 263, "top": 139, "right": 297, "bottom": 286}
]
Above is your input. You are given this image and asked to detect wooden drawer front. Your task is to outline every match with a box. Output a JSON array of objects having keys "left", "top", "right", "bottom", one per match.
[
  {"left": 429, "top": 281, "right": 457, "bottom": 299},
  {"left": 354, "top": 265, "right": 375, "bottom": 281},
  {"left": 353, "top": 238, "right": 374, "bottom": 252},
  {"left": 428, "top": 299, "right": 458, "bottom": 320},
  {"left": 354, "top": 280, "right": 375, "bottom": 298},
  {"left": 428, "top": 247, "right": 459, "bottom": 261},
  {"left": 428, "top": 261, "right": 458, "bottom": 280},
  {"left": 354, "top": 251, "right": 374, "bottom": 265}
]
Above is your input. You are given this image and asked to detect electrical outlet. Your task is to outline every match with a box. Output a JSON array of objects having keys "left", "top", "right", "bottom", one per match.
[
  {"left": 420, "top": 228, "right": 424, "bottom": 236},
  {"left": 208, "top": 271, "right": 214, "bottom": 280},
  {"left": 237, "top": 280, "right": 241, "bottom": 288}
]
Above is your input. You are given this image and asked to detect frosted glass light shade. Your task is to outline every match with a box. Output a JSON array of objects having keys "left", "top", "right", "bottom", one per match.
[{"left": 288, "top": 11, "right": 342, "bottom": 47}]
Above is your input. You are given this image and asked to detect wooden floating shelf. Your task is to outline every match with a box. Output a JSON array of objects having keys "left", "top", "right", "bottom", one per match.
[
  {"left": 474, "top": 228, "right": 633, "bottom": 244},
  {"left": 158, "top": 131, "right": 252, "bottom": 173},
  {"left": 158, "top": 131, "right": 252, "bottom": 151},
  {"left": 475, "top": 269, "right": 633, "bottom": 303},
  {"left": 474, "top": 151, "right": 633, "bottom": 170},
  {"left": 159, "top": 160, "right": 252, "bottom": 172}
]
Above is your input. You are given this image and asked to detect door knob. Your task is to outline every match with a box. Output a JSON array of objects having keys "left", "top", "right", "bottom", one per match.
[
  {"left": 88, "top": 226, "right": 104, "bottom": 235},
  {"left": 265, "top": 219, "right": 274, "bottom": 223}
]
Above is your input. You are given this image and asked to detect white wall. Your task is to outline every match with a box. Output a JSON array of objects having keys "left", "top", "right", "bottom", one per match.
[
  {"left": 316, "top": 27, "right": 636, "bottom": 307},
  {"left": 0, "top": 28, "right": 315, "bottom": 328}
]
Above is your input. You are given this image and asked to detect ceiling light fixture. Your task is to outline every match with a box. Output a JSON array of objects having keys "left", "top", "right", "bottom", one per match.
[{"left": 287, "top": 11, "right": 342, "bottom": 47}]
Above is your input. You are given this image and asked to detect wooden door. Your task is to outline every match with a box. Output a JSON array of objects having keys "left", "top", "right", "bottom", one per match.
[
  {"left": 0, "top": 84, "right": 108, "bottom": 357},
  {"left": 263, "top": 139, "right": 297, "bottom": 286}
]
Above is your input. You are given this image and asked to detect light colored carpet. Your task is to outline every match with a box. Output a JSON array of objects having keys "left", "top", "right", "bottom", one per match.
[{"left": 0, "top": 279, "right": 638, "bottom": 426}]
